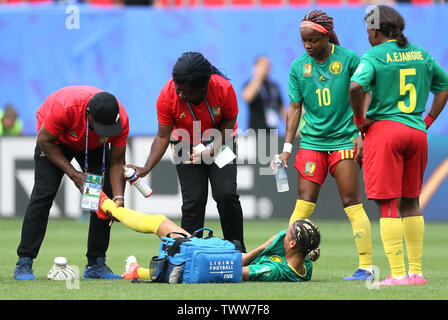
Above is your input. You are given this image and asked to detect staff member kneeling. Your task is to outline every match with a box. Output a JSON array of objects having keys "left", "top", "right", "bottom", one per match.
[
  {"left": 14, "top": 86, "right": 129, "bottom": 280},
  {"left": 126, "top": 52, "right": 246, "bottom": 252}
]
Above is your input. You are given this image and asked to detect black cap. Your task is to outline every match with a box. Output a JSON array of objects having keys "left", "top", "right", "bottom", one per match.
[{"left": 87, "top": 92, "right": 122, "bottom": 137}]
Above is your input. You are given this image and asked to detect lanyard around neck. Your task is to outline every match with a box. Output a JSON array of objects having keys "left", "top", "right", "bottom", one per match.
[
  {"left": 185, "top": 93, "right": 217, "bottom": 141},
  {"left": 85, "top": 115, "right": 106, "bottom": 174}
]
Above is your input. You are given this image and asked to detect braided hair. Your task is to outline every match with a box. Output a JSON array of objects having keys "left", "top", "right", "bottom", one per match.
[
  {"left": 302, "top": 10, "right": 340, "bottom": 46},
  {"left": 365, "top": 5, "right": 408, "bottom": 48},
  {"left": 290, "top": 219, "right": 321, "bottom": 262},
  {"left": 172, "top": 52, "right": 227, "bottom": 90}
]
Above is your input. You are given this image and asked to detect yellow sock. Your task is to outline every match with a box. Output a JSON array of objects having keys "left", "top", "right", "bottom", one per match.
[
  {"left": 289, "top": 200, "right": 315, "bottom": 225},
  {"left": 102, "top": 199, "right": 166, "bottom": 234},
  {"left": 380, "top": 218, "right": 406, "bottom": 278},
  {"left": 344, "top": 204, "right": 372, "bottom": 270},
  {"left": 403, "top": 216, "right": 424, "bottom": 275},
  {"left": 137, "top": 267, "right": 151, "bottom": 279}
]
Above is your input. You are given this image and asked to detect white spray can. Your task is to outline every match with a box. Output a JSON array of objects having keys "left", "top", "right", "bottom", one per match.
[{"left": 123, "top": 167, "right": 153, "bottom": 198}]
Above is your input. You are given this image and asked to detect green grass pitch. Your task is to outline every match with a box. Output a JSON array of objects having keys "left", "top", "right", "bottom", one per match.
[{"left": 1, "top": 217, "right": 448, "bottom": 300}]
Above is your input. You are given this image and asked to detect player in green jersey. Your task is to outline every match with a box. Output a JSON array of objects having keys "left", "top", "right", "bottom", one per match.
[
  {"left": 94, "top": 190, "right": 321, "bottom": 282},
  {"left": 244, "top": 220, "right": 320, "bottom": 282},
  {"left": 349, "top": 5, "right": 448, "bottom": 286},
  {"left": 276, "top": 10, "right": 373, "bottom": 281}
]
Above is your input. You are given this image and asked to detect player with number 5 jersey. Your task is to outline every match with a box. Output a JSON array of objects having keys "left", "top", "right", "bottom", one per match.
[
  {"left": 277, "top": 10, "right": 374, "bottom": 281},
  {"left": 350, "top": 5, "right": 448, "bottom": 286}
]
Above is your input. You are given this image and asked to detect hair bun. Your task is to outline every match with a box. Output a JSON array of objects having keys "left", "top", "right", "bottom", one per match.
[{"left": 306, "top": 248, "right": 320, "bottom": 262}]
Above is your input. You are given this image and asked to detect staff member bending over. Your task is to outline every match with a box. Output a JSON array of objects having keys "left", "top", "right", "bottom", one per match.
[
  {"left": 14, "top": 86, "right": 129, "bottom": 280},
  {"left": 126, "top": 52, "right": 246, "bottom": 252}
]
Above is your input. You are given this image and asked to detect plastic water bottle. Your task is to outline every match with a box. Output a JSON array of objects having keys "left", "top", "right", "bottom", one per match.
[
  {"left": 274, "top": 154, "right": 289, "bottom": 192},
  {"left": 123, "top": 167, "right": 153, "bottom": 198}
]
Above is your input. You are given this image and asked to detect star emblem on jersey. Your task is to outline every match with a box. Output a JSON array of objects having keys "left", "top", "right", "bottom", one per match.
[
  {"left": 303, "top": 64, "right": 312, "bottom": 77},
  {"left": 329, "top": 61, "right": 343, "bottom": 74}
]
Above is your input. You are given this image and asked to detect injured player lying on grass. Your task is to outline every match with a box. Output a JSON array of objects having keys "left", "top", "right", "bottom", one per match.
[{"left": 96, "top": 190, "right": 321, "bottom": 282}]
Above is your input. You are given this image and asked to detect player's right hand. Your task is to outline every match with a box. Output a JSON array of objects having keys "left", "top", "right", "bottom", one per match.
[
  {"left": 270, "top": 152, "right": 290, "bottom": 173},
  {"left": 279, "top": 152, "right": 290, "bottom": 168}
]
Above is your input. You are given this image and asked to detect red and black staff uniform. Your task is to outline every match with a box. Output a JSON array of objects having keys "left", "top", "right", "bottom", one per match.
[
  {"left": 16, "top": 86, "right": 129, "bottom": 275},
  {"left": 157, "top": 74, "right": 246, "bottom": 251}
]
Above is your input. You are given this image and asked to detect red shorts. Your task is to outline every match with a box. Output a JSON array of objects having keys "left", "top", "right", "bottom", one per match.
[
  {"left": 294, "top": 148, "right": 357, "bottom": 186},
  {"left": 363, "top": 120, "right": 427, "bottom": 199}
]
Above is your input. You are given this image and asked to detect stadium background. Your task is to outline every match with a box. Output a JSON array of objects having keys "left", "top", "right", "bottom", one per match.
[{"left": 0, "top": 2, "right": 447, "bottom": 221}]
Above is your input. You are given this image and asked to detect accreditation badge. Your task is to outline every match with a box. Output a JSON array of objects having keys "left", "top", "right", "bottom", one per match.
[{"left": 80, "top": 173, "right": 104, "bottom": 212}]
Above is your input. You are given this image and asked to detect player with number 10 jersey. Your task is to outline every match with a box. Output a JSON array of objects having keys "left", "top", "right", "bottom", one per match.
[
  {"left": 278, "top": 10, "right": 374, "bottom": 282},
  {"left": 289, "top": 42, "right": 360, "bottom": 152}
]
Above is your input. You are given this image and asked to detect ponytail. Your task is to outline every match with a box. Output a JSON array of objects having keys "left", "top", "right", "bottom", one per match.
[
  {"left": 306, "top": 248, "right": 321, "bottom": 262},
  {"left": 390, "top": 27, "right": 408, "bottom": 48},
  {"left": 329, "top": 31, "right": 340, "bottom": 46}
]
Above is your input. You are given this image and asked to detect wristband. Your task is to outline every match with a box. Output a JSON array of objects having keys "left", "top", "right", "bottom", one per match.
[
  {"left": 282, "top": 142, "right": 293, "bottom": 154},
  {"left": 112, "top": 195, "right": 124, "bottom": 201},
  {"left": 353, "top": 115, "right": 365, "bottom": 126},
  {"left": 424, "top": 114, "right": 435, "bottom": 129}
]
